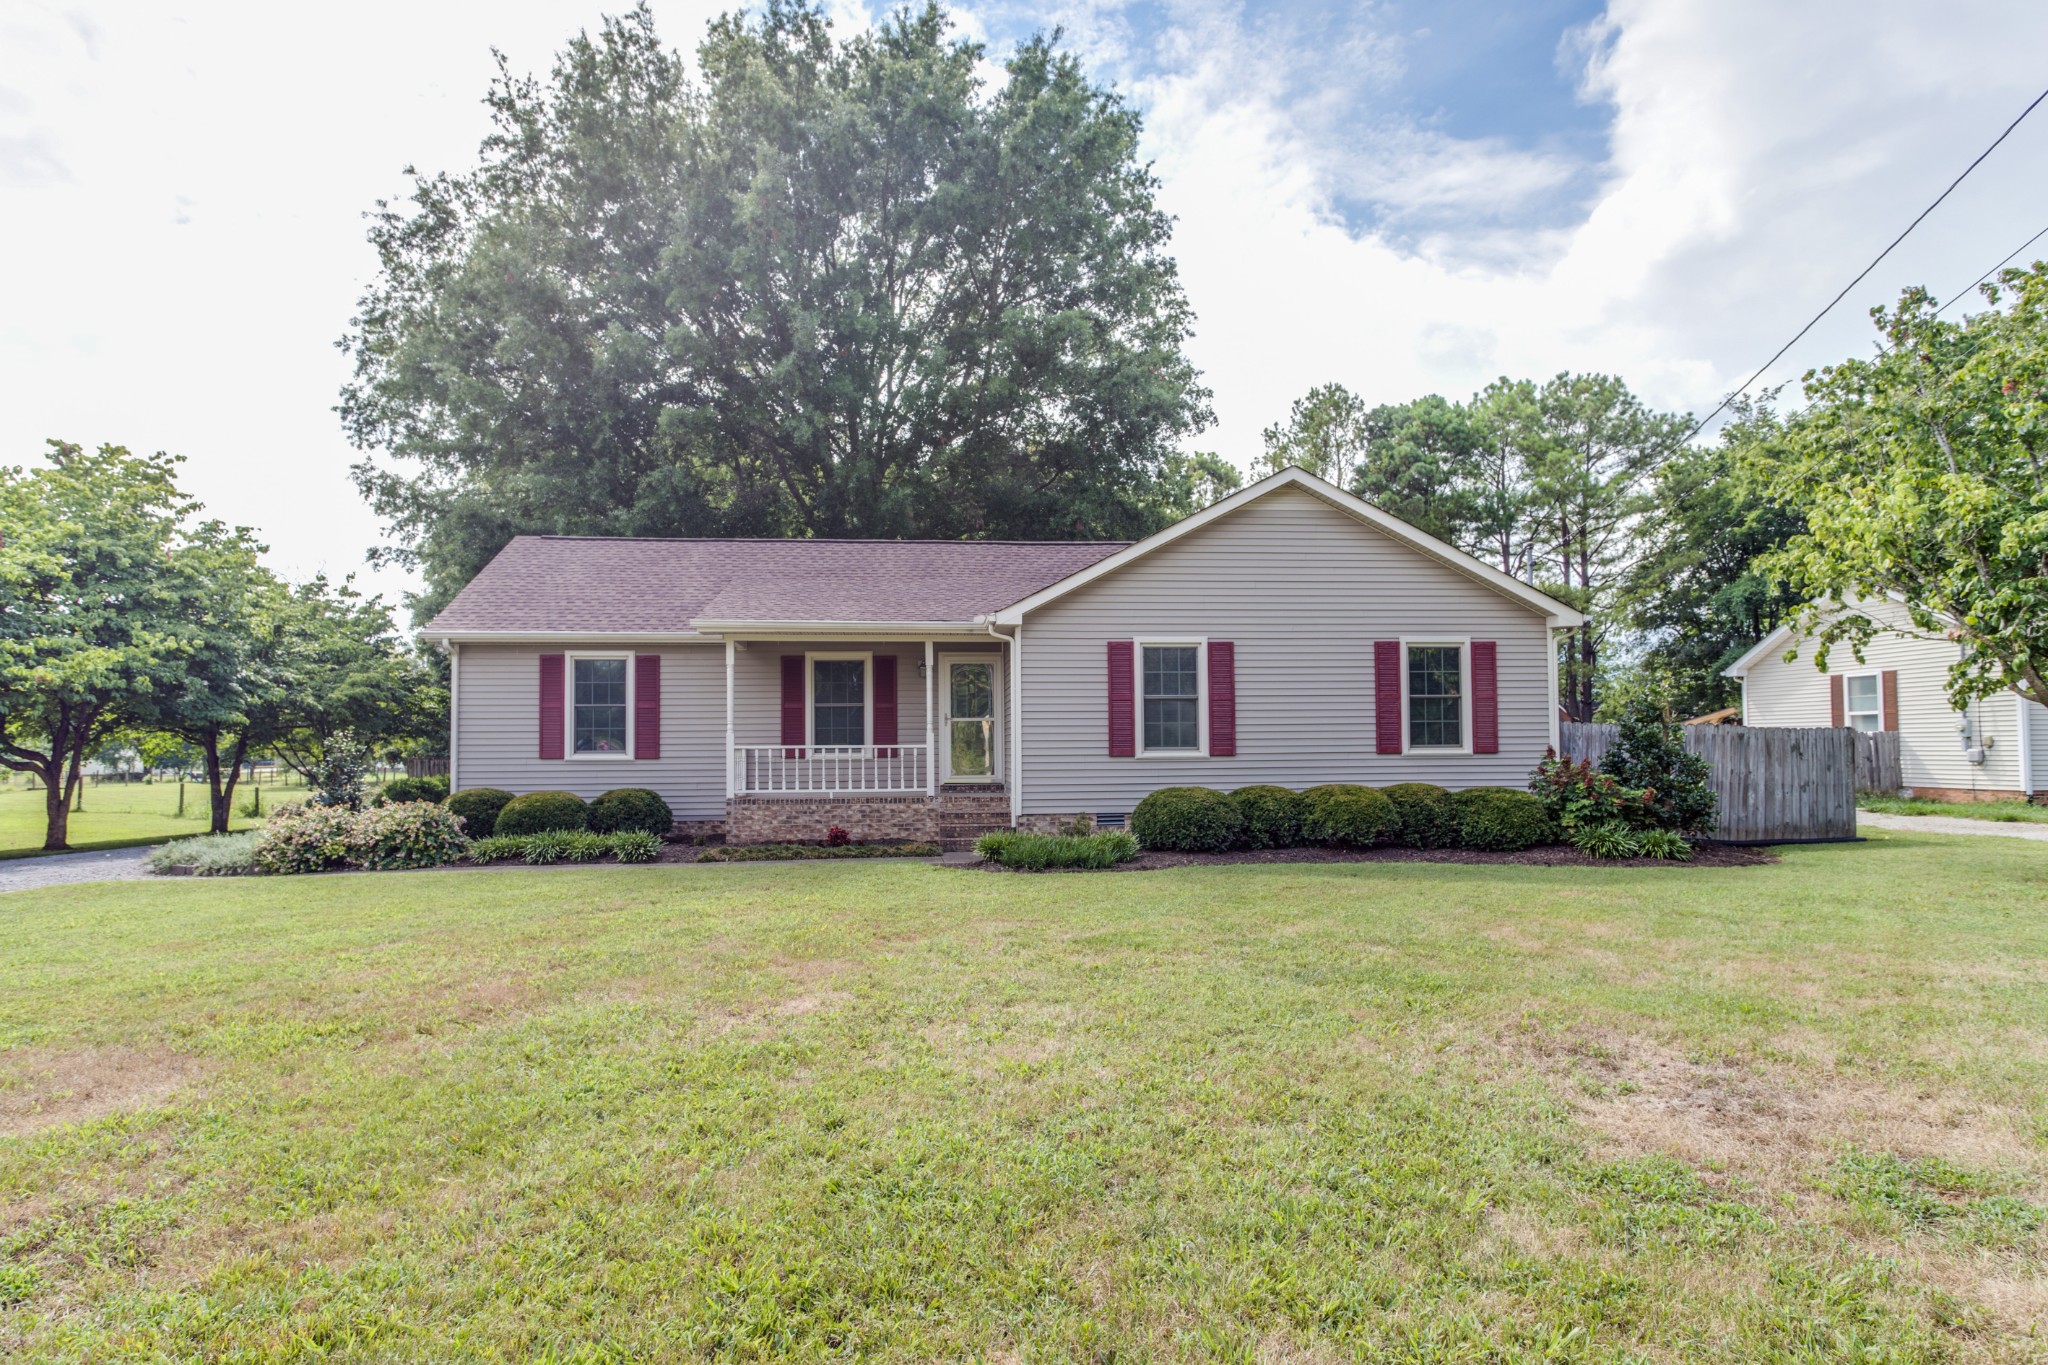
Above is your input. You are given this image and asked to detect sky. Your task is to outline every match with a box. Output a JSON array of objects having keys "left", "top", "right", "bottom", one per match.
[{"left": 5, "top": 0, "right": 2048, "bottom": 613}]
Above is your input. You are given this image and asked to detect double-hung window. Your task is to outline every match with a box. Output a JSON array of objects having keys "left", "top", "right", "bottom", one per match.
[
  {"left": 1406, "top": 644, "right": 1464, "bottom": 750},
  {"left": 1843, "top": 674, "right": 1882, "bottom": 733},
  {"left": 571, "top": 656, "right": 629, "bottom": 755},
  {"left": 1141, "top": 644, "right": 1201, "bottom": 752},
  {"left": 811, "top": 657, "right": 867, "bottom": 749}
]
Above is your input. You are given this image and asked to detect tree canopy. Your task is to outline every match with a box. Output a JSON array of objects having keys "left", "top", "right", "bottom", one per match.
[
  {"left": 343, "top": 1, "right": 1213, "bottom": 619},
  {"left": 1752, "top": 270, "right": 2048, "bottom": 710}
]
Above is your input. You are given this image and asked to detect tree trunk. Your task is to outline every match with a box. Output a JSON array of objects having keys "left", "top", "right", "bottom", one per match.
[
  {"left": 42, "top": 766, "right": 70, "bottom": 851},
  {"left": 203, "top": 732, "right": 247, "bottom": 835}
]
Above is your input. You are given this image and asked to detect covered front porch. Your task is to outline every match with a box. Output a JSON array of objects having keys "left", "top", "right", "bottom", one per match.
[{"left": 716, "top": 631, "right": 1016, "bottom": 846}]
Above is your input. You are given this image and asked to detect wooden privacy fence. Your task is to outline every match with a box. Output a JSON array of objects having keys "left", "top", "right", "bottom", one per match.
[
  {"left": 1853, "top": 730, "right": 1903, "bottom": 796},
  {"left": 1558, "top": 722, "right": 1879, "bottom": 843},
  {"left": 404, "top": 756, "right": 451, "bottom": 779}
]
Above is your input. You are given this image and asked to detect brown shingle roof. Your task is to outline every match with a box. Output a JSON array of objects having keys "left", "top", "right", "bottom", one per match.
[{"left": 425, "top": 536, "right": 1129, "bottom": 635}]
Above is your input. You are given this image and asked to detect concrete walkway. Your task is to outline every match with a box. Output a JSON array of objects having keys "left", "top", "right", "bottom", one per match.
[
  {"left": 0, "top": 845, "right": 158, "bottom": 894},
  {"left": 1858, "top": 810, "right": 2048, "bottom": 842}
]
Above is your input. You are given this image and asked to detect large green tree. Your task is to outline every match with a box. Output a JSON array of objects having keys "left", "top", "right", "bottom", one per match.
[
  {"left": 1347, "top": 395, "right": 1485, "bottom": 547},
  {"left": 1255, "top": 383, "right": 1369, "bottom": 488},
  {"left": 0, "top": 444, "right": 204, "bottom": 850},
  {"left": 1616, "top": 401, "right": 1805, "bottom": 717},
  {"left": 1755, "top": 271, "right": 2048, "bottom": 709},
  {"left": 343, "top": 2, "right": 1212, "bottom": 618}
]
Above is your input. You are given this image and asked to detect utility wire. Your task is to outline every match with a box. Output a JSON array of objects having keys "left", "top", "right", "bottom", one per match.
[
  {"left": 1685, "top": 82, "right": 2048, "bottom": 443},
  {"left": 1933, "top": 221, "right": 2048, "bottom": 317}
]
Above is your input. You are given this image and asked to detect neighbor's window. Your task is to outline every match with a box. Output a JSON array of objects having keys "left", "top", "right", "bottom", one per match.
[
  {"left": 1407, "top": 644, "right": 1464, "bottom": 749},
  {"left": 813, "top": 658, "right": 867, "bottom": 748},
  {"left": 1142, "top": 645, "right": 1200, "bottom": 751},
  {"left": 572, "top": 657, "right": 628, "bottom": 754},
  {"left": 1844, "top": 674, "right": 1882, "bottom": 733}
]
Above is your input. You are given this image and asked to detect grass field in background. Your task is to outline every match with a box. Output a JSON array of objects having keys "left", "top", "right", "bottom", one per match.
[
  {"left": 4, "top": 830, "right": 2046, "bottom": 1360},
  {"left": 1859, "top": 793, "right": 2048, "bottom": 824},
  {"left": 0, "top": 774, "right": 356, "bottom": 858}
]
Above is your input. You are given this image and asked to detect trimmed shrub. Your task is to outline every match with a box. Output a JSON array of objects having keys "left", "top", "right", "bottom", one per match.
[
  {"left": 1130, "top": 786, "right": 1243, "bottom": 853},
  {"left": 1301, "top": 784, "right": 1397, "bottom": 848},
  {"left": 1229, "top": 785, "right": 1307, "bottom": 849},
  {"left": 974, "top": 830, "right": 1140, "bottom": 870},
  {"left": 447, "top": 787, "right": 516, "bottom": 838},
  {"left": 1382, "top": 782, "right": 1457, "bottom": 849},
  {"left": 588, "top": 787, "right": 674, "bottom": 837},
  {"left": 1452, "top": 786, "right": 1555, "bottom": 851},
  {"left": 352, "top": 802, "right": 469, "bottom": 870},
  {"left": 148, "top": 832, "right": 260, "bottom": 876},
  {"left": 1600, "top": 698, "right": 1717, "bottom": 835},
  {"left": 495, "top": 790, "right": 589, "bottom": 837},
  {"left": 253, "top": 802, "right": 357, "bottom": 874},
  {"left": 376, "top": 774, "right": 449, "bottom": 806}
]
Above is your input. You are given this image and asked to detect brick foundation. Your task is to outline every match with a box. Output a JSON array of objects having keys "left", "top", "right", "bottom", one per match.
[
  {"left": 1015, "top": 813, "right": 1097, "bottom": 835},
  {"left": 1908, "top": 786, "right": 2028, "bottom": 803},
  {"left": 668, "top": 818, "right": 727, "bottom": 844},
  {"left": 726, "top": 795, "right": 939, "bottom": 845},
  {"left": 936, "top": 788, "right": 1013, "bottom": 852}
]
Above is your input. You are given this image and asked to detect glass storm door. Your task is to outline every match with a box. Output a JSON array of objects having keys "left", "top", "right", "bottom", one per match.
[{"left": 942, "top": 658, "right": 997, "bottom": 782}]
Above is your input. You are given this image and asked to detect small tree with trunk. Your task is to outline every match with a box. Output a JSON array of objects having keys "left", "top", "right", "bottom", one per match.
[{"left": 0, "top": 443, "right": 203, "bottom": 850}]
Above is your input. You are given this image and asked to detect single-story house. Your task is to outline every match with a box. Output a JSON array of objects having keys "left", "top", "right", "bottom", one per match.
[
  {"left": 425, "top": 466, "right": 1584, "bottom": 846},
  {"left": 1724, "top": 594, "right": 2047, "bottom": 802}
]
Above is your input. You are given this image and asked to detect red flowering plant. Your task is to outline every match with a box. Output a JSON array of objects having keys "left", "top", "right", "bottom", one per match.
[
  {"left": 825, "top": 825, "right": 851, "bottom": 847},
  {"left": 1529, "top": 750, "right": 1662, "bottom": 833}
]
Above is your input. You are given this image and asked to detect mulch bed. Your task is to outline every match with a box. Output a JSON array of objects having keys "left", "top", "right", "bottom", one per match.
[{"left": 977, "top": 842, "right": 1778, "bottom": 873}]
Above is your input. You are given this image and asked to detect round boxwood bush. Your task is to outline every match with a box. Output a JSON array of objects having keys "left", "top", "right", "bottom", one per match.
[
  {"left": 1452, "top": 786, "right": 1556, "bottom": 851},
  {"left": 446, "top": 787, "right": 516, "bottom": 838},
  {"left": 1301, "top": 784, "right": 1397, "bottom": 847},
  {"left": 1382, "top": 782, "right": 1457, "bottom": 849},
  {"left": 1130, "top": 786, "right": 1243, "bottom": 852},
  {"left": 588, "top": 787, "right": 674, "bottom": 837},
  {"left": 375, "top": 774, "right": 449, "bottom": 806},
  {"left": 494, "top": 790, "right": 590, "bottom": 837},
  {"left": 1229, "top": 785, "right": 1307, "bottom": 848}
]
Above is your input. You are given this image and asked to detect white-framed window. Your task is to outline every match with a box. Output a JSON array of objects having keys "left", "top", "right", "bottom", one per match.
[
  {"left": 807, "top": 651, "right": 872, "bottom": 750},
  {"left": 1137, "top": 639, "right": 1206, "bottom": 756},
  {"left": 1403, "top": 639, "right": 1470, "bottom": 753},
  {"left": 568, "top": 652, "right": 632, "bottom": 758},
  {"left": 1843, "top": 672, "right": 1883, "bottom": 733}
]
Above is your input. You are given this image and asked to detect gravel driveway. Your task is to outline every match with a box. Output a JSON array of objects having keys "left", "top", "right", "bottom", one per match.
[
  {"left": 1858, "top": 810, "right": 2048, "bottom": 842},
  {"left": 0, "top": 845, "right": 158, "bottom": 894}
]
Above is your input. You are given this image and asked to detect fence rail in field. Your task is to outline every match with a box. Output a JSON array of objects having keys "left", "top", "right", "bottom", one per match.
[{"left": 1558, "top": 722, "right": 1878, "bottom": 843}]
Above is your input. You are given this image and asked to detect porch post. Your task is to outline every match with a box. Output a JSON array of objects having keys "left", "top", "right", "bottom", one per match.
[
  {"left": 1009, "top": 625, "right": 1022, "bottom": 828},
  {"left": 725, "top": 638, "right": 736, "bottom": 798},
  {"left": 925, "top": 638, "right": 936, "bottom": 795}
]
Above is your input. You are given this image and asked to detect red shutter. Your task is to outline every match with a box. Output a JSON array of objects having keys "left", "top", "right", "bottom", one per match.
[
  {"left": 1829, "top": 675, "right": 1845, "bottom": 728},
  {"left": 538, "top": 653, "right": 565, "bottom": 760},
  {"left": 1471, "top": 641, "right": 1498, "bottom": 754},
  {"left": 873, "top": 654, "right": 899, "bottom": 757},
  {"left": 634, "top": 654, "right": 661, "bottom": 760},
  {"left": 781, "top": 654, "right": 806, "bottom": 758},
  {"left": 1208, "top": 641, "right": 1236, "bottom": 756},
  {"left": 1881, "top": 669, "right": 1899, "bottom": 732},
  {"left": 1107, "top": 641, "right": 1135, "bottom": 757},
  {"left": 1374, "top": 640, "right": 1402, "bottom": 755}
]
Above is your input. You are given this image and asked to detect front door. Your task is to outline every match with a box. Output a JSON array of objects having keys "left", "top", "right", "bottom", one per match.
[{"left": 939, "top": 655, "right": 1000, "bottom": 783}]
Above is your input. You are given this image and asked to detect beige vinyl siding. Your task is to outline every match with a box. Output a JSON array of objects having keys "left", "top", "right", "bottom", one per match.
[
  {"left": 1739, "top": 598, "right": 2027, "bottom": 794},
  {"left": 1017, "top": 484, "right": 1557, "bottom": 813},
  {"left": 454, "top": 643, "right": 727, "bottom": 817}
]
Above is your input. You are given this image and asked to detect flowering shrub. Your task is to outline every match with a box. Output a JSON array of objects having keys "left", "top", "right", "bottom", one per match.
[
  {"left": 252, "top": 802, "right": 359, "bottom": 874},
  {"left": 825, "top": 825, "right": 851, "bottom": 847},
  {"left": 352, "top": 801, "right": 469, "bottom": 870},
  {"left": 1530, "top": 751, "right": 1661, "bottom": 833},
  {"left": 252, "top": 799, "right": 468, "bottom": 873}
]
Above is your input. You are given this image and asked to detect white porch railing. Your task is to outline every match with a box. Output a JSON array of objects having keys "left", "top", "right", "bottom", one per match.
[{"left": 734, "top": 745, "right": 930, "bottom": 795}]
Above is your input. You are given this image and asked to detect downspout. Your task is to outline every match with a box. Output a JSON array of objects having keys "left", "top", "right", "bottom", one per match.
[
  {"left": 2018, "top": 687, "right": 2036, "bottom": 798},
  {"left": 981, "top": 617, "right": 1021, "bottom": 829},
  {"left": 439, "top": 639, "right": 460, "bottom": 793}
]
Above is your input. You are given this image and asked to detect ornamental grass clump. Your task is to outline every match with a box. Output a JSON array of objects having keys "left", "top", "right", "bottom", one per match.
[
  {"left": 609, "top": 830, "right": 662, "bottom": 863},
  {"left": 973, "top": 831, "right": 1139, "bottom": 870},
  {"left": 1301, "top": 784, "right": 1396, "bottom": 848},
  {"left": 1130, "top": 787, "right": 1243, "bottom": 852},
  {"left": 147, "top": 832, "right": 261, "bottom": 876}
]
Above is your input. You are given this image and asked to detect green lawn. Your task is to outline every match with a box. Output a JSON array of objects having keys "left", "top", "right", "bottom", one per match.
[
  {"left": 1860, "top": 793, "right": 2048, "bottom": 824},
  {"left": 0, "top": 775, "right": 318, "bottom": 858},
  {"left": 3, "top": 833, "right": 2046, "bottom": 1362}
]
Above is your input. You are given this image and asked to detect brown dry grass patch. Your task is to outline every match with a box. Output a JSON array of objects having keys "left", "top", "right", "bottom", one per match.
[{"left": 0, "top": 1046, "right": 203, "bottom": 1138}]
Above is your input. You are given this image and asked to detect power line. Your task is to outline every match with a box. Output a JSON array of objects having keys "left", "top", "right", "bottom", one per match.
[
  {"left": 1685, "top": 82, "right": 2048, "bottom": 443},
  {"left": 1933, "top": 221, "right": 2048, "bottom": 317}
]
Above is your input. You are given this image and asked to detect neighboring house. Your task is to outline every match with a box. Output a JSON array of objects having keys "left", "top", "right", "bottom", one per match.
[
  {"left": 425, "top": 467, "right": 1584, "bottom": 847},
  {"left": 1724, "top": 594, "right": 2047, "bottom": 802}
]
